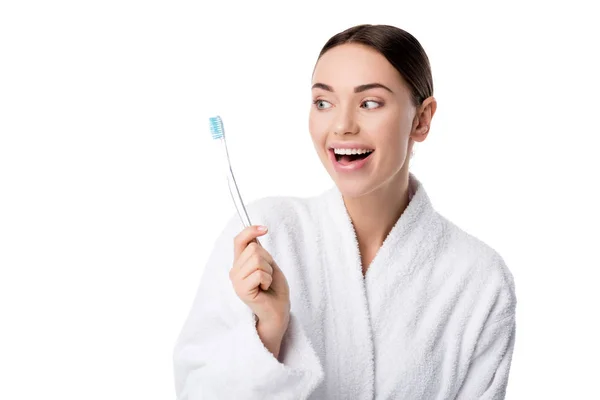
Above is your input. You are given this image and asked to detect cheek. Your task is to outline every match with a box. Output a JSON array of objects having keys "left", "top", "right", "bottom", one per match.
[
  {"left": 370, "top": 115, "right": 401, "bottom": 139},
  {"left": 371, "top": 114, "right": 410, "bottom": 154},
  {"left": 308, "top": 112, "right": 327, "bottom": 144}
]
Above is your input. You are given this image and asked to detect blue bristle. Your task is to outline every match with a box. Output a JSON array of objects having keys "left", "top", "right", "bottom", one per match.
[{"left": 209, "top": 116, "right": 224, "bottom": 139}]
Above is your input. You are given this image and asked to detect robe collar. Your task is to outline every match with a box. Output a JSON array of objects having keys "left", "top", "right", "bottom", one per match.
[{"left": 323, "top": 171, "right": 435, "bottom": 281}]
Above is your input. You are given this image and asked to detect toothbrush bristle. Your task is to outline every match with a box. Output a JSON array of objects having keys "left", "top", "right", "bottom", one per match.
[{"left": 209, "top": 116, "right": 224, "bottom": 139}]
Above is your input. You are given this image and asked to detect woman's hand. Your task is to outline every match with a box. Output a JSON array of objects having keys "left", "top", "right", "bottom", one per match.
[{"left": 229, "top": 225, "right": 290, "bottom": 357}]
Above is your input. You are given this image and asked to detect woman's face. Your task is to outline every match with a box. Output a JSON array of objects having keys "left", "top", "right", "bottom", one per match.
[{"left": 309, "top": 43, "right": 431, "bottom": 199}]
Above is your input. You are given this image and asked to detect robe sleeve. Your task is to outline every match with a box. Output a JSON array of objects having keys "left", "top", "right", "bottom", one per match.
[
  {"left": 455, "top": 312, "right": 516, "bottom": 400},
  {"left": 172, "top": 214, "right": 324, "bottom": 400}
]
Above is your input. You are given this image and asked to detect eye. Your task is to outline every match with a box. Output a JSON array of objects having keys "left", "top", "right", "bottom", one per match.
[
  {"left": 313, "top": 99, "right": 332, "bottom": 110},
  {"left": 361, "top": 100, "right": 382, "bottom": 110}
]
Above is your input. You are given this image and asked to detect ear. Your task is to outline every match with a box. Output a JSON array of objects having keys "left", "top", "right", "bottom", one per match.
[{"left": 411, "top": 96, "right": 437, "bottom": 143}]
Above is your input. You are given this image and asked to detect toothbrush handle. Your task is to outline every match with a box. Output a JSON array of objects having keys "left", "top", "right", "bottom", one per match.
[
  {"left": 219, "top": 137, "right": 253, "bottom": 229},
  {"left": 226, "top": 159, "right": 262, "bottom": 246},
  {"left": 226, "top": 166, "right": 252, "bottom": 228}
]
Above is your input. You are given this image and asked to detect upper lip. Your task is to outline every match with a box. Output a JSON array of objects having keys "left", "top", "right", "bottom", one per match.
[{"left": 327, "top": 142, "right": 375, "bottom": 150}]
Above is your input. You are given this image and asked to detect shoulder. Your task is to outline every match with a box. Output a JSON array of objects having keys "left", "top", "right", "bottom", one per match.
[
  {"left": 433, "top": 211, "right": 517, "bottom": 320},
  {"left": 244, "top": 192, "right": 321, "bottom": 226},
  {"left": 218, "top": 191, "right": 327, "bottom": 246}
]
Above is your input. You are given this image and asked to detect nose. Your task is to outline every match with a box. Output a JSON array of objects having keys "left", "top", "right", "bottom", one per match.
[{"left": 332, "top": 106, "right": 359, "bottom": 136}]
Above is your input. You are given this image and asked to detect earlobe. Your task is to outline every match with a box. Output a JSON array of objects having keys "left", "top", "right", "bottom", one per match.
[
  {"left": 412, "top": 126, "right": 429, "bottom": 142},
  {"left": 410, "top": 115, "right": 430, "bottom": 142}
]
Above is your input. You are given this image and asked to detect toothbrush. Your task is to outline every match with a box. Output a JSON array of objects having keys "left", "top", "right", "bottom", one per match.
[{"left": 208, "top": 115, "right": 254, "bottom": 229}]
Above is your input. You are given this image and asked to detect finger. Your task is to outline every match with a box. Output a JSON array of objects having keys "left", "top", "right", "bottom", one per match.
[
  {"left": 237, "top": 253, "right": 274, "bottom": 280},
  {"left": 233, "top": 225, "right": 268, "bottom": 260},
  {"left": 235, "top": 242, "right": 275, "bottom": 271},
  {"left": 243, "top": 269, "right": 273, "bottom": 293},
  {"left": 234, "top": 242, "right": 260, "bottom": 270}
]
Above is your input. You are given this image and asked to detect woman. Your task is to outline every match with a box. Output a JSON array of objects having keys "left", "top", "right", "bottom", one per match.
[{"left": 173, "top": 24, "right": 517, "bottom": 399}]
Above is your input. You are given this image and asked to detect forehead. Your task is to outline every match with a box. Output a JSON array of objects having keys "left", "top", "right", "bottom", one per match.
[{"left": 312, "top": 43, "right": 403, "bottom": 90}]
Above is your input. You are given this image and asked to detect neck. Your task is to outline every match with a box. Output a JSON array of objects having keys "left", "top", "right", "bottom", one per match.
[{"left": 343, "top": 170, "right": 411, "bottom": 264}]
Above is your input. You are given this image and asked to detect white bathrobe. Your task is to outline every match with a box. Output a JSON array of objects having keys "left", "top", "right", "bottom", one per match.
[{"left": 173, "top": 172, "right": 517, "bottom": 399}]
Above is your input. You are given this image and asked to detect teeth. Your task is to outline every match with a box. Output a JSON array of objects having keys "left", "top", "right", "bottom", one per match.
[{"left": 333, "top": 148, "right": 374, "bottom": 155}]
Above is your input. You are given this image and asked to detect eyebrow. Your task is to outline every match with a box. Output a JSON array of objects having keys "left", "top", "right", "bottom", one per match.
[{"left": 311, "top": 82, "right": 394, "bottom": 94}]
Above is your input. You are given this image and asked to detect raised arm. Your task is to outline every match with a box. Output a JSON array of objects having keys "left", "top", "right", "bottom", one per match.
[{"left": 172, "top": 215, "right": 323, "bottom": 399}]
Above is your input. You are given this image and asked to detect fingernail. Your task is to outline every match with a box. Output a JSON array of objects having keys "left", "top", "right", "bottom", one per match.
[{"left": 257, "top": 225, "right": 268, "bottom": 231}]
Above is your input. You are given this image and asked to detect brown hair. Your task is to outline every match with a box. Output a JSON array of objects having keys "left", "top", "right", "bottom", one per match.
[{"left": 316, "top": 24, "right": 434, "bottom": 107}]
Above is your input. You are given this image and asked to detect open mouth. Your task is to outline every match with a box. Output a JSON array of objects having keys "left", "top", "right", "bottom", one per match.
[
  {"left": 329, "top": 148, "right": 375, "bottom": 168},
  {"left": 334, "top": 152, "right": 372, "bottom": 163}
]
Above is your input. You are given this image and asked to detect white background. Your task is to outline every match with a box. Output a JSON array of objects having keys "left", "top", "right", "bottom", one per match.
[{"left": 1, "top": 1, "right": 599, "bottom": 399}]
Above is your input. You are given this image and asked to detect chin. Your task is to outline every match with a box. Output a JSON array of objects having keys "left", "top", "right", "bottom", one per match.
[{"left": 332, "top": 177, "right": 378, "bottom": 199}]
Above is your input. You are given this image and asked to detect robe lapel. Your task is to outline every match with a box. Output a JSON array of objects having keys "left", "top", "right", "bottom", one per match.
[
  {"left": 364, "top": 173, "right": 436, "bottom": 332},
  {"left": 318, "top": 172, "right": 435, "bottom": 398},
  {"left": 318, "top": 184, "right": 376, "bottom": 399},
  {"left": 364, "top": 173, "right": 435, "bottom": 284}
]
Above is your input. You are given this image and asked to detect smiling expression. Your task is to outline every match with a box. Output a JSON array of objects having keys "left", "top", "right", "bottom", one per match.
[{"left": 309, "top": 43, "right": 424, "bottom": 198}]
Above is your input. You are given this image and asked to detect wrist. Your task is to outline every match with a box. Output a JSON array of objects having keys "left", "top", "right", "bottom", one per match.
[
  {"left": 256, "top": 315, "right": 289, "bottom": 359},
  {"left": 256, "top": 310, "right": 290, "bottom": 332}
]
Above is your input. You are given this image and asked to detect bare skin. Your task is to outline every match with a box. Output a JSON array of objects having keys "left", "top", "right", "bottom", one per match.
[
  {"left": 229, "top": 43, "right": 438, "bottom": 358},
  {"left": 229, "top": 226, "right": 290, "bottom": 359},
  {"left": 309, "top": 43, "right": 437, "bottom": 275}
]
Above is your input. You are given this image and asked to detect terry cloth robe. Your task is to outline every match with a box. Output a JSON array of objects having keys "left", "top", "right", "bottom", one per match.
[{"left": 173, "top": 172, "right": 517, "bottom": 400}]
